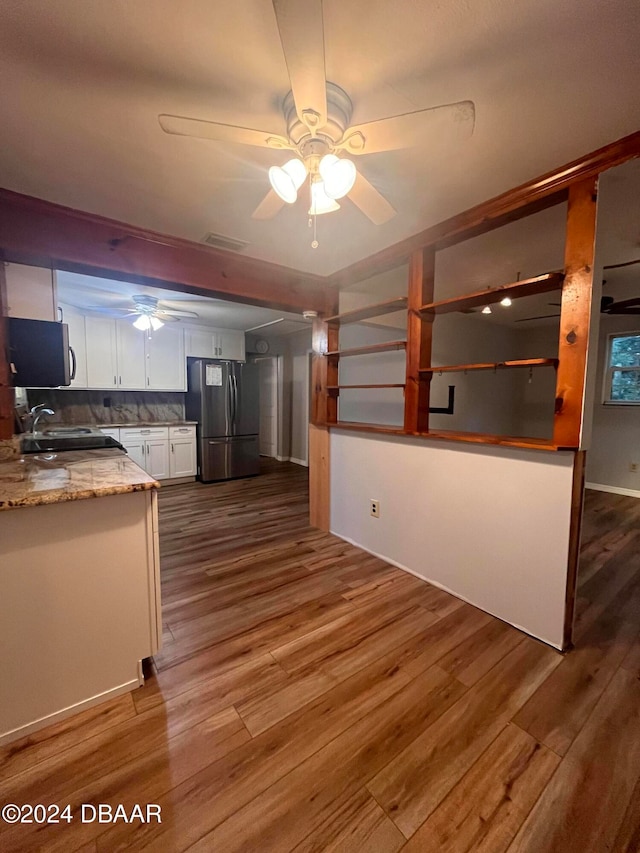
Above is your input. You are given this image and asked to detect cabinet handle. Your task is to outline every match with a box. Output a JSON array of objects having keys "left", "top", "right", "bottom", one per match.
[
  {"left": 141, "top": 429, "right": 151, "bottom": 434},
  {"left": 171, "top": 443, "right": 174, "bottom": 453},
  {"left": 118, "top": 376, "right": 122, "bottom": 385},
  {"left": 113, "top": 375, "right": 117, "bottom": 386}
]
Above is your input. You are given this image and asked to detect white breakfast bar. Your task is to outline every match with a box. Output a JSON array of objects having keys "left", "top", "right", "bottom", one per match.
[{"left": 0, "top": 448, "right": 161, "bottom": 745}]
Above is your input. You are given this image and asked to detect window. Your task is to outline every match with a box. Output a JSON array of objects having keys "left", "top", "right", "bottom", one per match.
[{"left": 604, "top": 332, "right": 640, "bottom": 404}]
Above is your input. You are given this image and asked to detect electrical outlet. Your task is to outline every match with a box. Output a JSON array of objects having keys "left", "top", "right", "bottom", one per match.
[
  {"left": 630, "top": 462, "right": 638, "bottom": 473},
  {"left": 370, "top": 499, "right": 380, "bottom": 518}
]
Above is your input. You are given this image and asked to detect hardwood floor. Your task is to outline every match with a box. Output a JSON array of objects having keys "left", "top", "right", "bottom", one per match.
[{"left": 1, "top": 464, "right": 639, "bottom": 852}]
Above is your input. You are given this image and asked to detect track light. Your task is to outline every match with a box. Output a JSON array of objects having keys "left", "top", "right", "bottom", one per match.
[
  {"left": 482, "top": 305, "right": 492, "bottom": 314},
  {"left": 500, "top": 297, "right": 512, "bottom": 307},
  {"left": 269, "top": 158, "right": 307, "bottom": 203}
]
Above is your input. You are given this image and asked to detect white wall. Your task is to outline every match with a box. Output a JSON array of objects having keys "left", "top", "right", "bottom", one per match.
[
  {"left": 586, "top": 314, "right": 640, "bottom": 494},
  {"left": 331, "top": 431, "right": 575, "bottom": 648},
  {"left": 288, "top": 329, "right": 312, "bottom": 466}
]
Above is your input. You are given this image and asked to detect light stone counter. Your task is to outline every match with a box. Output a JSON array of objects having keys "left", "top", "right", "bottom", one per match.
[{"left": 0, "top": 449, "right": 158, "bottom": 512}]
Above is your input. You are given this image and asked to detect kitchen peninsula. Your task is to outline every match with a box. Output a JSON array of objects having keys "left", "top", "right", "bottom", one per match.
[{"left": 0, "top": 447, "right": 161, "bottom": 745}]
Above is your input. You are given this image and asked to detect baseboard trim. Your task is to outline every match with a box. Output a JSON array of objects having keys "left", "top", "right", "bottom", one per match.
[
  {"left": 585, "top": 482, "right": 640, "bottom": 499},
  {"left": 289, "top": 457, "right": 309, "bottom": 467},
  {"left": 275, "top": 455, "right": 290, "bottom": 462},
  {"left": 0, "top": 678, "right": 140, "bottom": 746},
  {"left": 330, "top": 530, "right": 563, "bottom": 651}
]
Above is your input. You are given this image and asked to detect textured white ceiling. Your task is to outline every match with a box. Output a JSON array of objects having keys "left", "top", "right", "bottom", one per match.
[{"left": 0, "top": 0, "right": 639, "bottom": 276}]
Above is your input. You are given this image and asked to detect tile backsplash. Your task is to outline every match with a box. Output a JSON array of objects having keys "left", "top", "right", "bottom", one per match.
[{"left": 26, "top": 390, "right": 186, "bottom": 425}]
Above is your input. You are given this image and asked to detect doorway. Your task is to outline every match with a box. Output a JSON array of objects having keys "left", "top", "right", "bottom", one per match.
[{"left": 257, "top": 356, "right": 279, "bottom": 458}]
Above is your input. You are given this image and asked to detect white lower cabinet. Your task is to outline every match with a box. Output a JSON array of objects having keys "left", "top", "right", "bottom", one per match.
[
  {"left": 109, "top": 426, "right": 196, "bottom": 481},
  {"left": 169, "top": 425, "right": 197, "bottom": 477},
  {"left": 145, "top": 438, "right": 170, "bottom": 480}
]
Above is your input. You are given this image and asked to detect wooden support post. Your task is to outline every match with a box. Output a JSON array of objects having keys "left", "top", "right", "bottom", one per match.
[
  {"left": 553, "top": 177, "right": 599, "bottom": 449},
  {"left": 309, "top": 304, "right": 338, "bottom": 532},
  {"left": 563, "top": 450, "right": 587, "bottom": 650},
  {"left": 0, "top": 262, "right": 14, "bottom": 440},
  {"left": 310, "top": 315, "right": 338, "bottom": 427},
  {"left": 309, "top": 424, "right": 330, "bottom": 531},
  {"left": 404, "top": 248, "right": 435, "bottom": 433}
]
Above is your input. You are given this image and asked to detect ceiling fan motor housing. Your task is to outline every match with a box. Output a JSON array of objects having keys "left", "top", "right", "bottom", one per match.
[{"left": 283, "top": 82, "right": 352, "bottom": 148}]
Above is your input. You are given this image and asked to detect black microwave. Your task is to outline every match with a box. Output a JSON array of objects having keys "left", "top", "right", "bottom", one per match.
[{"left": 8, "top": 318, "right": 74, "bottom": 387}]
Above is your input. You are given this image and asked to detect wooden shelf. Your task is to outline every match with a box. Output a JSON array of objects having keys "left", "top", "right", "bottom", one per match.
[
  {"left": 331, "top": 421, "right": 406, "bottom": 435},
  {"left": 329, "top": 421, "right": 563, "bottom": 450},
  {"left": 419, "top": 272, "right": 564, "bottom": 316},
  {"left": 325, "top": 297, "right": 408, "bottom": 325},
  {"left": 419, "top": 358, "right": 558, "bottom": 374},
  {"left": 327, "top": 383, "right": 405, "bottom": 395},
  {"left": 325, "top": 340, "right": 407, "bottom": 358}
]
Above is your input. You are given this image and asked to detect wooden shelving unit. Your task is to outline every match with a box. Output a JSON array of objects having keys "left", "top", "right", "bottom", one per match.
[
  {"left": 419, "top": 358, "right": 559, "bottom": 374},
  {"left": 325, "top": 297, "right": 408, "bottom": 326},
  {"left": 419, "top": 272, "right": 564, "bottom": 316},
  {"left": 327, "top": 383, "right": 405, "bottom": 395},
  {"left": 325, "top": 340, "right": 407, "bottom": 358}
]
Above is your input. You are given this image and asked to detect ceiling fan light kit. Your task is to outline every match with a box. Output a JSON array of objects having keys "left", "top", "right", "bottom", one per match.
[{"left": 158, "top": 1, "right": 475, "bottom": 246}]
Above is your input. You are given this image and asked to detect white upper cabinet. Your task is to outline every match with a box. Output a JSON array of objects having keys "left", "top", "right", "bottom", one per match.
[
  {"left": 145, "top": 325, "right": 185, "bottom": 391},
  {"left": 61, "top": 306, "right": 88, "bottom": 389},
  {"left": 185, "top": 326, "right": 245, "bottom": 361},
  {"left": 218, "top": 329, "right": 246, "bottom": 361},
  {"left": 115, "top": 321, "right": 146, "bottom": 389},
  {"left": 85, "top": 316, "right": 118, "bottom": 389},
  {"left": 5, "top": 263, "right": 57, "bottom": 321},
  {"left": 84, "top": 318, "right": 185, "bottom": 391}
]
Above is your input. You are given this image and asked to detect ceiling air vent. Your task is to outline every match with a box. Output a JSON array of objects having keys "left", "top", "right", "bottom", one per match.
[{"left": 202, "top": 232, "right": 250, "bottom": 253}]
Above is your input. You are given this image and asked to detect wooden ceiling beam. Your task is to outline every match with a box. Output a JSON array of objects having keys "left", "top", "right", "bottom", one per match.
[
  {"left": 328, "top": 129, "right": 640, "bottom": 289},
  {"left": 0, "top": 189, "right": 331, "bottom": 315}
]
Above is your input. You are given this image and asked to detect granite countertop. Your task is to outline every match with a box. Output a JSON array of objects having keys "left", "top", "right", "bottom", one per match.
[
  {"left": 0, "top": 449, "right": 159, "bottom": 512},
  {"left": 73, "top": 421, "right": 198, "bottom": 429}
]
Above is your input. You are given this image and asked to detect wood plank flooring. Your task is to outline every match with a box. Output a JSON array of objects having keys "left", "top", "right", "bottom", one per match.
[{"left": 1, "top": 464, "right": 639, "bottom": 852}]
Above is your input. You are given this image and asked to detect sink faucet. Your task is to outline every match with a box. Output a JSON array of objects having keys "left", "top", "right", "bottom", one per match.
[{"left": 30, "top": 404, "right": 55, "bottom": 434}]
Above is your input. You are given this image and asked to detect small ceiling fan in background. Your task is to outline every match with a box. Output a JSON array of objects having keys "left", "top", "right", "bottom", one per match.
[
  {"left": 84, "top": 294, "right": 199, "bottom": 332},
  {"left": 158, "top": 0, "right": 475, "bottom": 236}
]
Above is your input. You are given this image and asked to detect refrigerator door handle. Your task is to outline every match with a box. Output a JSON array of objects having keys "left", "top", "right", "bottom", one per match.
[
  {"left": 232, "top": 373, "right": 239, "bottom": 427},
  {"left": 225, "top": 372, "right": 232, "bottom": 434}
]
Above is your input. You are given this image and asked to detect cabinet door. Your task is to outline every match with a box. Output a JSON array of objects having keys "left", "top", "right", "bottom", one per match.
[
  {"left": 85, "top": 317, "right": 117, "bottom": 389},
  {"left": 122, "top": 438, "right": 146, "bottom": 470},
  {"left": 185, "top": 329, "right": 215, "bottom": 358},
  {"left": 63, "top": 308, "right": 88, "bottom": 388},
  {"left": 145, "top": 327, "right": 185, "bottom": 391},
  {"left": 219, "top": 330, "right": 245, "bottom": 361},
  {"left": 115, "top": 321, "right": 146, "bottom": 389},
  {"left": 170, "top": 438, "right": 197, "bottom": 478},
  {"left": 145, "top": 439, "right": 170, "bottom": 480},
  {"left": 5, "top": 263, "right": 56, "bottom": 321}
]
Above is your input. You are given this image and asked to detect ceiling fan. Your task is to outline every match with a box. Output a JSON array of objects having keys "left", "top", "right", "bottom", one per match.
[
  {"left": 85, "top": 295, "right": 199, "bottom": 331},
  {"left": 158, "top": 0, "right": 475, "bottom": 232}
]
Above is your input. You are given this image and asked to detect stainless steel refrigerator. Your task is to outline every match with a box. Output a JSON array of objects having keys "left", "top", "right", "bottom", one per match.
[{"left": 186, "top": 359, "right": 260, "bottom": 482}]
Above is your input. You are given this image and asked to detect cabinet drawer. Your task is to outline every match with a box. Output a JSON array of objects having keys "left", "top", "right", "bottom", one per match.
[
  {"left": 121, "top": 427, "right": 169, "bottom": 441},
  {"left": 169, "top": 425, "right": 196, "bottom": 439}
]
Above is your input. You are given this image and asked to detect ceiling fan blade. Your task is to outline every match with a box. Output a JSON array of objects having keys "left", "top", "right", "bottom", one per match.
[
  {"left": 515, "top": 314, "right": 561, "bottom": 322},
  {"left": 83, "top": 306, "right": 137, "bottom": 316},
  {"left": 272, "top": 0, "right": 327, "bottom": 131},
  {"left": 348, "top": 173, "right": 396, "bottom": 225},
  {"left": 158, "top": 114, "right": 292, "bottom": 150},
  {"left": 157, "top": 308, "right": 200, "bottom": 319},
  {"left": 338, "top": 100, "right": 475, "bottom": 156},
  {"left": 154, "top": 313, "right": 180, "bottom": 323},
  {"left": 606, "top": 298, "right": 640, "bottom": 312},
  {"left": 251, "top": 189, "right": 287, "bottom": 220}
]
